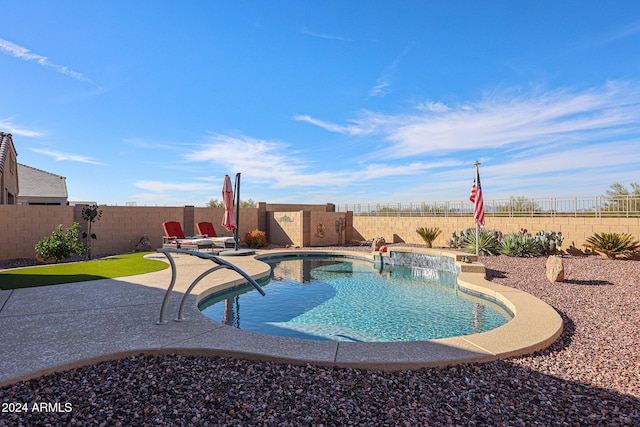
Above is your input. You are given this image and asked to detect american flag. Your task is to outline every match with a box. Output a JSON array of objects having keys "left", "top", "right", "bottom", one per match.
[{"left": 469, "top": 168, "right": 485, "bottom": 228}]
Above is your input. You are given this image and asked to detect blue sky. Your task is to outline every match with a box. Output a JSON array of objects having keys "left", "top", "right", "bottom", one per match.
[{"left": 2, "top": 1, "right": 640, "bottom": 206}]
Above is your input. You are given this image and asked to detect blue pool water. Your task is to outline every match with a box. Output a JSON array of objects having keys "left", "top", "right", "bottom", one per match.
[{"left": 198, "top": 255, "right": 511, "bottom": 342}]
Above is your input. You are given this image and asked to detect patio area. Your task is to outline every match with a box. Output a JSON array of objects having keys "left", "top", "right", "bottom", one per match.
[{"left": 0, "top": 248, "right": 638, "bottom": 425}]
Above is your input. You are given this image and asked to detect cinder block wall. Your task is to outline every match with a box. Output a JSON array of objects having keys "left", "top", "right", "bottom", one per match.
[
  {"left": 0, "top": 205, "right": 74, "bottom": 260},
  {"left": 267, "top": 211, "right": 304, "bottom": 246},
  {"left": 2, "top": 203, "right": 639, "bottom": 260},
  {"left": 194, "top": 207, "right": 258, "bottom": 241},
  {"left": 351, "top": 216, "right": 640, "bottom": 252},
  {"left": 77, "top": 206, "right": 185, "bottom": 256}
]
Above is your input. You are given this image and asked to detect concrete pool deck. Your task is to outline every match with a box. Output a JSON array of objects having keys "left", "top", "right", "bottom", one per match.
[{"left": 0, "top": 248, "right": 563, "bottom": 386}]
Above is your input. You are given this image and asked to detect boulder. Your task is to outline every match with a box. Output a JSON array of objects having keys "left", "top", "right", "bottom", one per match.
[
  {"left": 546, "top": 255, "right": 565, "bottom": 282},
  {"left": 371, "top": 237, "right": 386, "bottom": 252}
]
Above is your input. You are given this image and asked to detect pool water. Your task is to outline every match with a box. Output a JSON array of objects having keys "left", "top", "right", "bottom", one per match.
[{"left": 198, "top": 256, "right": 511, "bottom": 342}]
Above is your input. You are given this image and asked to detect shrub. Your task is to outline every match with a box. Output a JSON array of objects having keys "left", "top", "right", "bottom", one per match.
[
  {"left": 449, "top": 228, "right": 475, "bottom": 248},
  {"left": 416, "top": 227, "right": 441, "bottom": 248},
  {"left": 500, "top": 233, "right": 543, "bottom": 257},
  {"left": 463, "top": 228, "right": 503, "bottom": 256},
  {"left": 35, "top": 222, "right": 89, "bottom": 262},
  {"left": 583, "top": 232, "right": 640, "bottom": 259},
  {"left": 534, "top": 230, "right": 564, "bottom": 255},
  {"left": 245, "top": 229, "right": 267, "bottom": 249}
]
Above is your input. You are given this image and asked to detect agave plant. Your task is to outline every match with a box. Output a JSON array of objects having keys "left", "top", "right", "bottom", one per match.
[
  {"left": 583, "top": 232, "right": 640, "bottom": 259},
  {"left": 500, "top": 233, "right": 543, "bottom": 257},
  {"left": 416, "top": 227, "right": 442, "bottom": 248},
  {"left": 463, "top": 228, "right": 502, "bottom": 256}
]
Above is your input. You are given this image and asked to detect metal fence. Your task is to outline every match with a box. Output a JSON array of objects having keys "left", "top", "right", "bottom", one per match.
[{"left": 336, "top": 196, "right": 640, "bottom": 218}]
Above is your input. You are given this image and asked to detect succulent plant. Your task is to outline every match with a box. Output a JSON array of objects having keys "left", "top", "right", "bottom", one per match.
[
  {"left": 416, "top": 227, "right": 442, "bottom": 248},
  {"left": 500, "top": 233, "right": 543, "bottom": 257},
  {"left": 584, "top": 232, "right": 640, "bottom": 259},
  {"left": 534, "top": 230, "right": 564, "bottom": 255}
]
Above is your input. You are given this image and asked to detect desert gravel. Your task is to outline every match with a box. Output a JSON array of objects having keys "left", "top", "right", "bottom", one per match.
[{"left": 1, "top": 251, "right": 639, "bottom": 426}]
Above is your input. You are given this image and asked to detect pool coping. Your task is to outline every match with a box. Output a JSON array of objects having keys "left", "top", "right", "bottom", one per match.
[
  {"left": 193, "top": 248, "right": 563, "bottom": 370},
  {"left": 0, "top": 248, "right": 563, "bottom": 386}
]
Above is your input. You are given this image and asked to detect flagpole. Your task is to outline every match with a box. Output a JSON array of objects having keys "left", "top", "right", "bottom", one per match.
[{"left": 474, "top": 161, "right": 480, "bottom": 257}]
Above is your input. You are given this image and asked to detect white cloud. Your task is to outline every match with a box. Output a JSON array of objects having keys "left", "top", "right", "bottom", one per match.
[
  {"left": 369, "top": 80, "right": 391, "bottom": 97},
  {"left": 300, "top": 28, "right": 346, "bottom": 41},
  {"left": 0, "top": 118, "right": 43, "bottom": 137},
  {"left": 298, "top": 81, "right": 640, "bottom": 161},
  {"left": 417, "top": 101, "right": 451, "bottom": 113},
  {"left": 368, "top": 42, "right": 414, "bottom": 98},
  {"left": 182, "top": 133, "right": 457, "bottom": 190},
  {"left": 30, "top": 148, "right": 103, "bottom": 165},
  {"left": 292, "top": 113, "right": 385, "bottom": 136},
  {"left": 0, "top": 37, "right": 93, "bottom": 83}
]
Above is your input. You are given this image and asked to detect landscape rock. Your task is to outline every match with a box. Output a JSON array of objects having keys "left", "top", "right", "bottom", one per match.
[{"left": 546, "top": 255, "right": 565, "bottom": 282}]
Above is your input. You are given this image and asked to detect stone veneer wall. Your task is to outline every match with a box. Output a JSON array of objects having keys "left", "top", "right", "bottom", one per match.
[{"left": 352, "top": 216, "right": 640, "bottom": 252}]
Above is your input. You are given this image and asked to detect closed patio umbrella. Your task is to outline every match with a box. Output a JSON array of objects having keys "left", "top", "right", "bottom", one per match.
[
  {"left": 221, "top": 173, "right": 253, "bottom": 255},
  {"left": 222, "top": 174, "right": 237, "bottom": 232}
]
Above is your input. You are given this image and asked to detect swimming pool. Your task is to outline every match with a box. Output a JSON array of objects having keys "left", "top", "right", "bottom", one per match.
[{"left": 199, "top": 254, "right": 512, "bottom": 342}]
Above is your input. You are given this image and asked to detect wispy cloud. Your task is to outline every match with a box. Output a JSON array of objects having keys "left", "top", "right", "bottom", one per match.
[
  {"left": 182, "top": 133, "right": 445, "bottom": 189},
  {"left": 292, "top": 114, "right": 381, "bottom": 136},
  {"left": 597, "top": 20, "right": 640, "bottom": 45},
  {"left": 0, "top": 118, "right": 43, "bottom": 137},
  {"left": 300, "top": 28, "right": 346, "bottom": 41},
  {"left": 30, "top": 148, "right": 103, "bottom": 165},
  {"left": 0, "top": 37, "right": 93, "bottom": 84},
  {"left": 369, "top": 42, "right": 414, "bottom": 97},
  {"left": 299, "top": 81, "right": 640, "bottom": 160}
]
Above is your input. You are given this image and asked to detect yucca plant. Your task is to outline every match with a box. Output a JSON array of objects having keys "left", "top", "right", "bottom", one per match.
[
  {"left": 583, "top": 232, "right": 640, "bottom": 259},
  {"left": 500, "top": 233, "right": 543, "bottom": 257},
  {"left": 463, "top": 228, "right": 502, "bottom": 256},
  {"left": 416, "top": 227, "right": 442, "bottom": 248}
]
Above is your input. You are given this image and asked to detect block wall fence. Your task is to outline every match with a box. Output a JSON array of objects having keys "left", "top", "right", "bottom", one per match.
[
  {"left": 1, "top": 203, "right": 639, "bottom": 260},
  {"left": 351, "top": 216, "right": 640, "bottom": 253}
]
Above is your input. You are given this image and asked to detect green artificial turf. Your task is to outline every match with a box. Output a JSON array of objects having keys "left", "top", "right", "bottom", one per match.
[{"left": 0, "top": 252, "right": 169, "bottom": 290}]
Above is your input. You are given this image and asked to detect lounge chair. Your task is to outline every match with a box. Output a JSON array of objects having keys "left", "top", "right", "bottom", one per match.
[
  {"left": 162, "top": 221, "right": 216, "bottom": 252},
  {"left": 196, "top": 222, "right": 236, "bottom": 248}
]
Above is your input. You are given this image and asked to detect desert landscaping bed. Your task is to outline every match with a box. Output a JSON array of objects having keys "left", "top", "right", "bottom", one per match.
[{"left": 1, "top": 251, "right": 638, "bottom": 425}]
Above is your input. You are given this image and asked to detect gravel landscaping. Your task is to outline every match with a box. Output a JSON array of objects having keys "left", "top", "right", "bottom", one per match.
[{"left": 1, "top": 251, "right": 639, "bottom": 426}]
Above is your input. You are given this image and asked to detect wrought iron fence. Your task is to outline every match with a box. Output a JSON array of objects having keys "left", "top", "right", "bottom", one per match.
[{"left": 336, "top": 196, "right": 640, "bottom": 218}]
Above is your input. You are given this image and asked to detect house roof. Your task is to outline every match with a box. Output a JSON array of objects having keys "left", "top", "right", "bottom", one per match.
[
  {"left": 0, "top": 132, "right": 16, "bottom": 173},
  {"left": 17, "top": 163, "right": 68, "bottom": 198}
]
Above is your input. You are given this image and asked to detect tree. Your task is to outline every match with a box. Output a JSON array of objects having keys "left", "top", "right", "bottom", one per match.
[
  {"left": 496, "top": 196, "right": 541, "bottom": 215},
  {"left": 604, "top": 182, "right": 640, "bottom": 214},
  {"left": 206, "top": 198, "right": 255, "bottom": 208},
  {"left": 606, "top": 182, "right": 640, "bottom": 198}
]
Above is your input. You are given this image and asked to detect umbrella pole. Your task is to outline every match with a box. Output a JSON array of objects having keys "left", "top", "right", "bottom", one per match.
[{"left": 234, "top": 172, "right": 241, "bottom": 251}]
